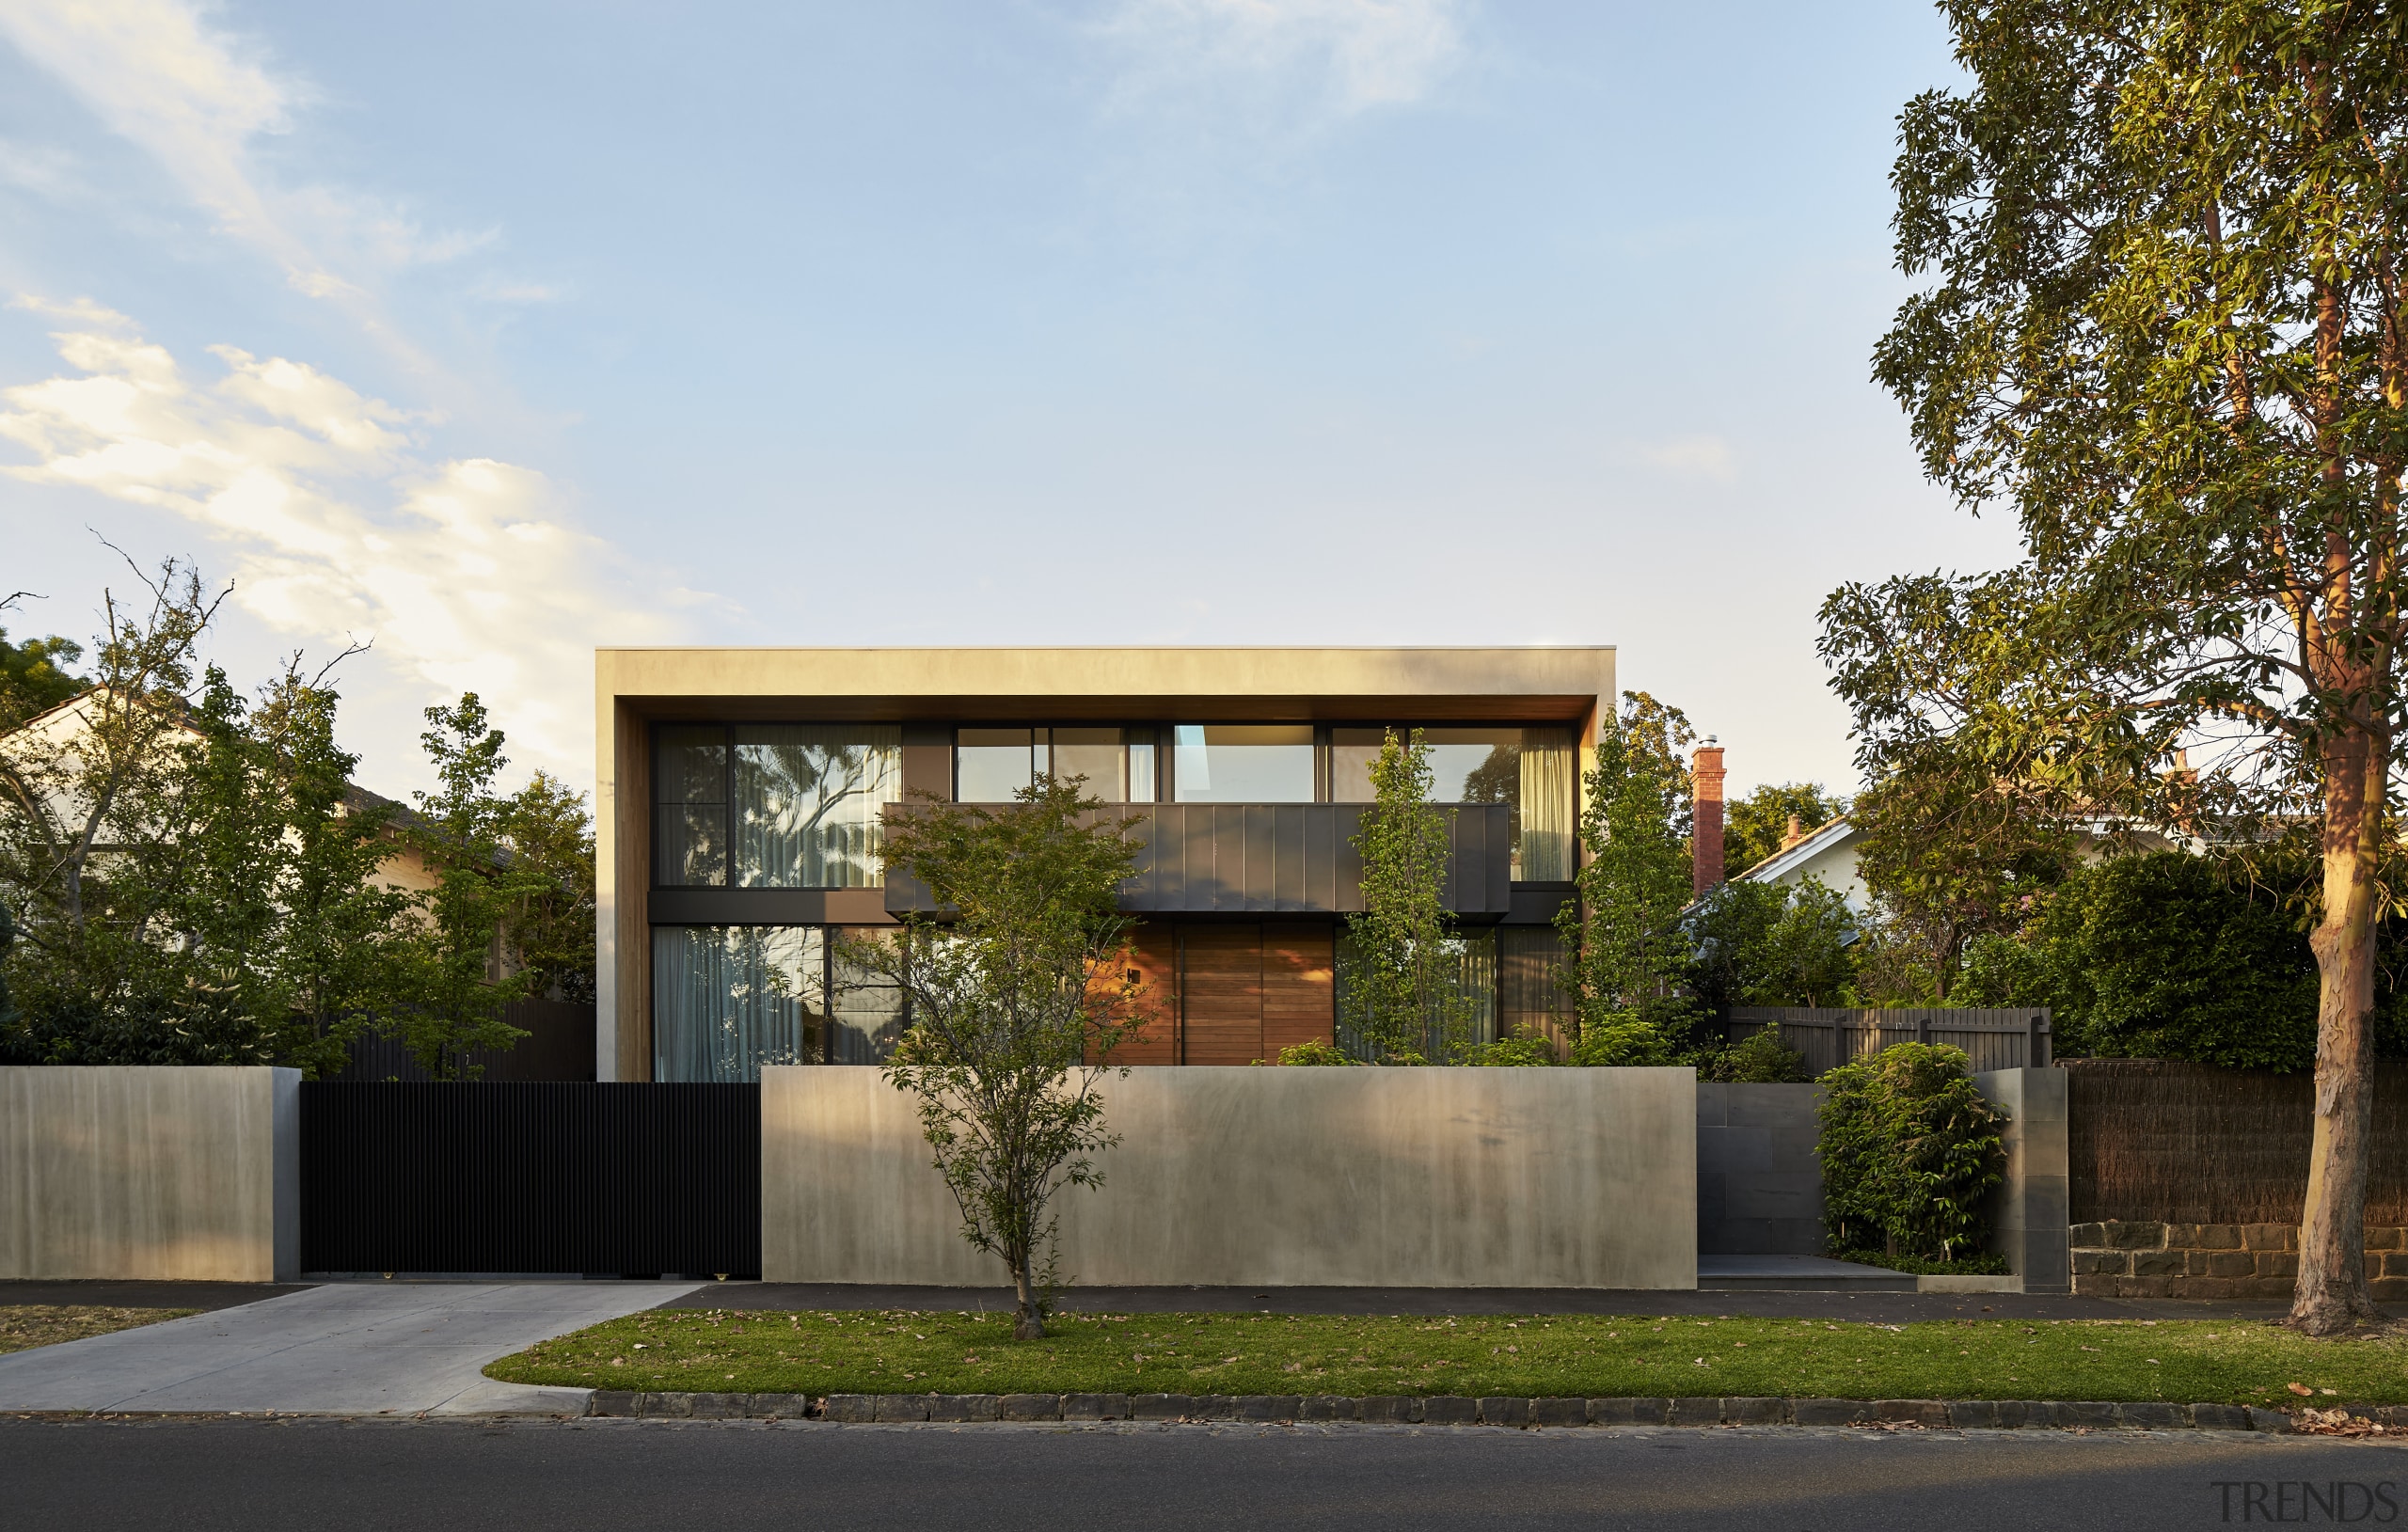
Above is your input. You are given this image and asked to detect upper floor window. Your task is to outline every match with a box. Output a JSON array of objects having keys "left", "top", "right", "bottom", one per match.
[
  {"left": 956, "top": 726, "right": 1153, "bottom": 802},
  {"left": 1329, "top": 725, "right": 1576, "bottom": 881},
  {"left": 656, "top": 724, "right": 901, "bottom": 888},
  {"left": 1171, "top": 724, "right": 1314, "bottom": 803}
]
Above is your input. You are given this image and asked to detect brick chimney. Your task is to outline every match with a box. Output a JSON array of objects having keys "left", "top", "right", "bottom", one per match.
[{"left": 1692, "top": 738, "right": 1725, "bottom": 898}]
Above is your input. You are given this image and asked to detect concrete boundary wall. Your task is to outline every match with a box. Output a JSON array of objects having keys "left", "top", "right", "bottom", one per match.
[
  {"left": 764, "top": 1066, "right": 1697, "bottom": 1289},
  {"left": 0, "top": 1066, "right": 300, "bottom": 1282},
  {"left": 1695, "top": 1083, "right": 1824, "bottom": 1256},
  {"left": 1977, "top": 1067, "right": 2070, "bottom": 1294}
]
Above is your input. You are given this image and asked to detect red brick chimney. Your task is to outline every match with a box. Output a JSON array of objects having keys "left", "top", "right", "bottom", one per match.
[{"left": 1692, "top": 738, "right": 1726, "bottom": 898}]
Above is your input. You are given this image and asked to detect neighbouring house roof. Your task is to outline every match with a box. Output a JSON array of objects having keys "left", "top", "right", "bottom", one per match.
[{"left": 1736, "top": 815, "right": 1861, "bottom": 886}]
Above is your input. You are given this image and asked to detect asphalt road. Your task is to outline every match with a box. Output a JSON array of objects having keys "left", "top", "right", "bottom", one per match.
[{"left": 6, "top": 1417, "right": 2400, "bottom": 1530}]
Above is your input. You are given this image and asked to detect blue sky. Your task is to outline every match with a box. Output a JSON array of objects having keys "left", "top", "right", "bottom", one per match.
[{"left": 0, "top": 0, "right": 2020, "bottom": 800}]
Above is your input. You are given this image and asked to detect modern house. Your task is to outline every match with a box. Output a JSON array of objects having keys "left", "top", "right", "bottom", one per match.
[{"left": 594, "top": 647, "right": 1614, "bottom": 1082}]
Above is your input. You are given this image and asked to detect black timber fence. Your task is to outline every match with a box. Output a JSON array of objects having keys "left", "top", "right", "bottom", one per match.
[
  {"left": 330, "top": 998, "right": 596, "bottom": 1082},
  {"left": 1721, "top": 1007, "right": 2053, "bottom": 1075},
  {"left": 300, "top": 1082, "right": 760, "bottom": 1278}
]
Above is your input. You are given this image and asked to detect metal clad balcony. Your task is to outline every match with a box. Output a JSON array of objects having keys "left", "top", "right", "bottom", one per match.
[{"left": 883, "top": 802, "right": 1513, "bottom": 917}]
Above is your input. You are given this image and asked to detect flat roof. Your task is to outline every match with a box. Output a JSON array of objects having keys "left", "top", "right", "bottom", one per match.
[{"left": 595, "top": 646, "right": 1616, "bottom": 722}]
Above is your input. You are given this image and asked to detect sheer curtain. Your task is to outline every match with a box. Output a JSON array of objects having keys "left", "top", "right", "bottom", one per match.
[
  {"left": 830, "top": 927, "right": 910, "bottom": 1064},
  {"left": 653, "top": 925, "right": 826, "bottom": 1082},
  {"left": 1333, "top": 929, "right": 1497, "bottom": 1061},
  {"left": 1518, "top": 728, "right": 1576, "bottom": 881},
  {"left": 734, "top": 726, "right": 901, "bottom": 888}
]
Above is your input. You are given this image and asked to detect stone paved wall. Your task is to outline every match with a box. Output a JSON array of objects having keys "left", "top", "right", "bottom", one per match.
[{"left": 2068, "top": 1220, "right": 2408, "bottom": 1301}]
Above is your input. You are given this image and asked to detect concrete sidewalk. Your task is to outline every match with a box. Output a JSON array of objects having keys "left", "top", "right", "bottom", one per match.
[{"left": 0, "top": 1281, "right": 700, "bottom": 1416}]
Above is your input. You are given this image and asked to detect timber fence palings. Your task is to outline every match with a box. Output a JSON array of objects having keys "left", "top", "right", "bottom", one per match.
[
  {"left": 1722, "top": 1009, "right": 2052, "bottom": 1075},
  {"left": 578, "top": 1390, "right": 2301, "bottom": 1431},
  {"left": 2066, "top": 1060, "right": 2408, "bottom": 1226}
]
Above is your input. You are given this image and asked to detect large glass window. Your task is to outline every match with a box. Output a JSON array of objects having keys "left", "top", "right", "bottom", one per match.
[
  {"left": 956, "top": 727, "right": 1136, "bottom": 802},
  {"left": 1333, "top": 928, "right": 1497, "bottom": 1062},
  {"left": 1170, "top": 724, "right": 1314, "bottom": 803},
  {"left": 653, "top": 923, "right": 915, "bottom": 1076},
  {"left": 831, "top": 928, "right": 910, "bottom": 1063},
  {"left": 656, "top": 724, "right": 899, "bottom": 888},
  {"left": 655, "top": 726, "right": 727, "bottom": 888},
  {"left": 735, "top": 725, "right": 899, "bottom": 888},
  {"left": 1330, "top": 726, "right": 1576, "bottom": 881},
  {"left": 653, "top": 925, "right": 826, "bottom": 1082},
  {"left": 956, "top": 728, "right": 1039, "bottom": 803}
]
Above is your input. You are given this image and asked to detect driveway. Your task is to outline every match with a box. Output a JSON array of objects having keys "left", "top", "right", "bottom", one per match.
[{"left": 0, "top": 1281, "right": 701, "bottom": 1415}]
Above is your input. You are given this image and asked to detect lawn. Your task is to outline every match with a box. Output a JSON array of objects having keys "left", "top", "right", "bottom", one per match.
[
  {"left": 0, "top": 1305, "right": 195, "bottom": 1356},
  {"left": 485, "top": 1308, "right": 2408, "bottom": 1407}
]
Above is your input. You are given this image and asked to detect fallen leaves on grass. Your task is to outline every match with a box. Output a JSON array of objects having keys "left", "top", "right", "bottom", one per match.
[
  {"left": 0, "top": 1305, "right": 195, "bottom": 1356},
  {"left": 2295, "top": 1410, "right": 2390, "bottom": 1437}
]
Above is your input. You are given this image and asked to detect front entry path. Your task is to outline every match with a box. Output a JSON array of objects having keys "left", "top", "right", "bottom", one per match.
[{"left": 0, "top": 1281, "right": 703, "bottom": 1416}]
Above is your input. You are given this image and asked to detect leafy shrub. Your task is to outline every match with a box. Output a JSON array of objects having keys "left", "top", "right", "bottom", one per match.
[
  {"left": 1953, "top": 852, "right": 2321, "bottom": 1071},
  {"left": 1697, "top": 1027, "right": 1809, "bottom": 1082},
  {"left": 1465, "top": 1028, "right": 1559, "bottom": 1066},
  {"left": 1275, "top": 1038, "right": 1357, "bottom": 1066},
  {"left": 1567, "top": 1010, "right": 1679, "bottom": 1066},
  {"left": 1817, "top": 1043, "right": 2006, "bottom": 1262}
]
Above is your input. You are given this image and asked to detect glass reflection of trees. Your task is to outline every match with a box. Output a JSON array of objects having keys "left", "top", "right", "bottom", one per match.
[{"left": 734, "top": 727, "right": 900, "bottom": 888}]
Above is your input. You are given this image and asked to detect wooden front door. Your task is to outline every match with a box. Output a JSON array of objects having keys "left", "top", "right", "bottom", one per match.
[{"left": 1175, "top": 923, "right": 1334, "bottom": 1066}]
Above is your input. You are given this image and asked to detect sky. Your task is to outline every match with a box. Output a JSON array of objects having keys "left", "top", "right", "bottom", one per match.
[{"left": 0, "top": 0, "right": 2024, "bottom": 805}]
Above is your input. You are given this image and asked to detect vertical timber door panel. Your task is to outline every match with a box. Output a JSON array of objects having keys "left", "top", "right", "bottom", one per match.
[
  {"left": 1103, "top": 924, "right": 1180, "bottom": 1066},
  {"left": 1261, "top": 923, "right": 1335, "bottom": 1058},
  {"left": 1180, "top": 924, "right": 1265, "bottom": 1065}
]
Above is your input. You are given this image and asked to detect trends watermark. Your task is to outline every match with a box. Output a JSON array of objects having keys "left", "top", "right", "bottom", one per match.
[{"left": 2212, "top": 1482, "right": 2402, "bottom": 1523}]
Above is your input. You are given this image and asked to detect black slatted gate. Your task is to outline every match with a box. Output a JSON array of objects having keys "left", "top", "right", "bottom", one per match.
[{"left": 300, "top": 1083, "right": 761, "bottom": 1278}]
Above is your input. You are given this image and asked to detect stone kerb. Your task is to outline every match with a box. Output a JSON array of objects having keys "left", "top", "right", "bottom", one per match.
[{"left": 585, "top": 1390, "right": 2296, "bottom": 1432}]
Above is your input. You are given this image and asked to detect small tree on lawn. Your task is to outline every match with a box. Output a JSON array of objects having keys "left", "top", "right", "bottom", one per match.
[
  {"left": 1339, "top": 728, "right": 1470, "bottom": 1064},
  {"left": 844, "top": 776, "right": 1143, "bottom": 1339}
]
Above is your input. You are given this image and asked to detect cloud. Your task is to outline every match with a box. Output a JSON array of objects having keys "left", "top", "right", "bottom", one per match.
[
  {"left": 1097, "top": 0, "right": 1469, "bottom": 118},
  {"left": 0, "top": 0, "right": 519, "bottom": 353},
  {"left": 1641, "top": 434, "right": 1739, "bottom": 482},
  {"left": 0, "top": 302, "right": 693, "bottom": 782}
]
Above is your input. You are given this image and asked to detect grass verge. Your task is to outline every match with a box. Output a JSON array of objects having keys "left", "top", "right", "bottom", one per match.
[
  {"left": 485, "top": 1308, "right": 2408, "bottom": 1407},
  {"left": 0, "top": 1305, "right": 196, "bottom": 1356}
]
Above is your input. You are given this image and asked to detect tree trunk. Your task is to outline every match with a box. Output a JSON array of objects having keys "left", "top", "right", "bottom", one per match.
[
  {"left": 1011, "top": 1256, "right": 1044, "bottom": 1340},
  {"left": 2293, "top": 728, "right": 2384, "bottom": 1335}
]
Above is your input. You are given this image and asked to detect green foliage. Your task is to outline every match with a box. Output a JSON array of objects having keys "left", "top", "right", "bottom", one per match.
[
  {"left": 1817, "top": 1044, "right": 2006, "bottom": 1263},
  {"left": 1830, "top": 1248, "right": 2011, "bottom": 1277},
  {"left": 1465, "top": 1027, "right": 1559, "bottom": 1066},
  {"left": 1274, "top": 1038, "right": 1357, "bottom": 1066},
  {"left": 1721, "top": 782, "right": 1848, "bottom": 877},
  {"left": 1339, "top": 729, "right": 1471, "bottom": 1064},
  {"left": 1684, "top": 877, "right": 1860, "bottom": 1021},
  {"left": 1953, "top": 852, "right": 2333, "bottom": 1073},
  {"left": 388, "top": 694, "right": 538, "bottom": 1079},
  {"left": 501, "top": 770, "right": 598, "bottom": 1005},
  {"left": 1697, "top": 1026, "right": 1810, "bottom": 1083},
  {"left": 1558, "top": 692, "right": 1693, "bottom": 1047},
  {"left": 1850, "top": 0, "right": 2408, "bottom": 1325},
  {"left": 0, "top": 624, "right": 83, "bottom": 729},
  {"left": 847, "top": 778, "right": 1143, "bottom": 1338},
  {"left": 1565, "top": 1003, "right": 1684, "bottom": 1067}
]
